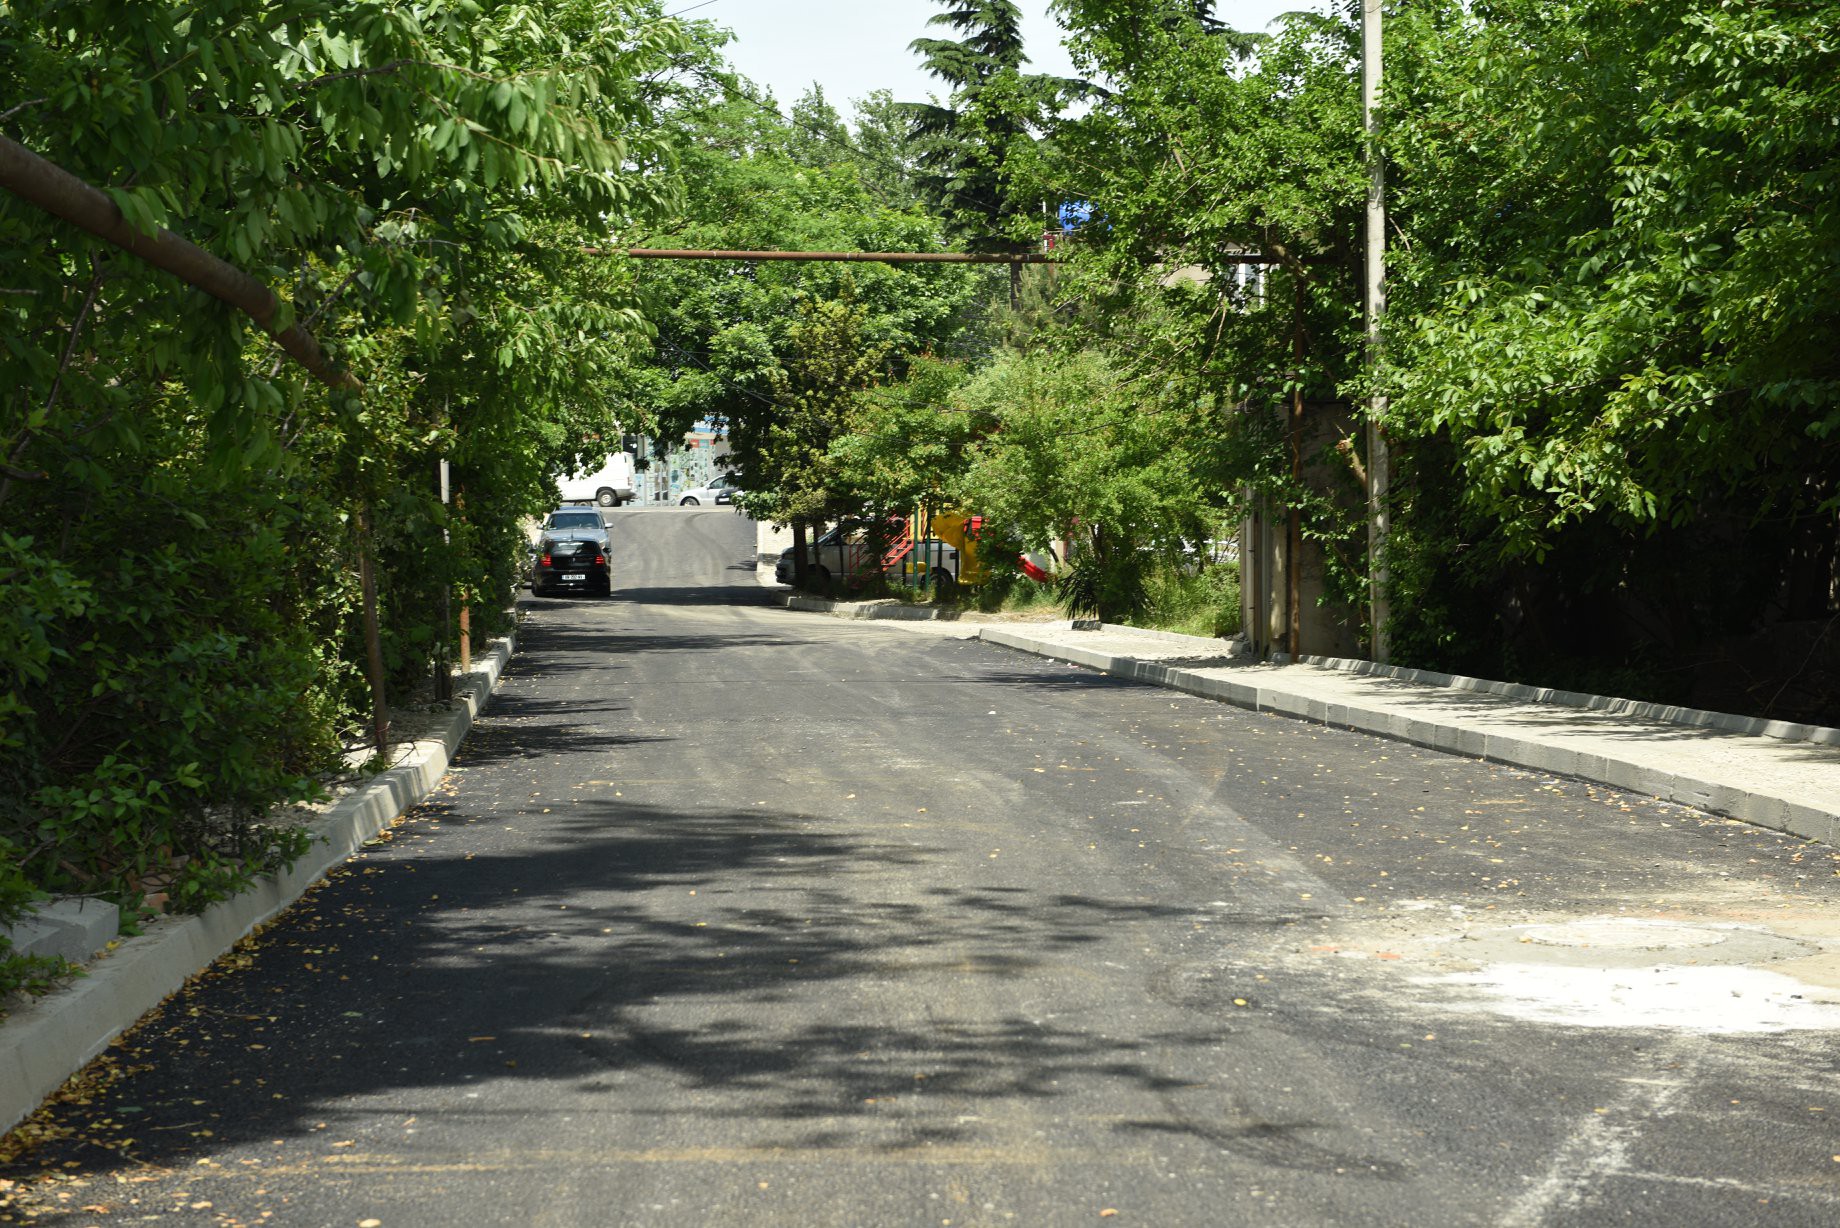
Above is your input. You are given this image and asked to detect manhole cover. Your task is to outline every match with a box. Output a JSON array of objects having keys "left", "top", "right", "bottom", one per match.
[{"left": 1519, "top": 919, "right": 1726, "bottom": 951}]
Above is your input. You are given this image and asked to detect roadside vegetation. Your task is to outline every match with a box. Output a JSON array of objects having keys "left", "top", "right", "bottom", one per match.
[
  {"left": 2, "top": 0, "right": 1834, "bottom": 992},
  {"left": 0, "top": 0, "right": 696, "bottom": 991},
  {"left": 746, "top": 0, "right": 1838, "bottom": 721}
]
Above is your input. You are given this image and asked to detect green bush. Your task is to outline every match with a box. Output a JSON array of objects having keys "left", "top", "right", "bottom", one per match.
[{"left": 1140, "top": 559, "right": 1243, "bottom": 639}]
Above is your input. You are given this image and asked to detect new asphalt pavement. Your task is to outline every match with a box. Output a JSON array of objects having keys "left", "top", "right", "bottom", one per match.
[{"left": 3, "top": 507, "right": 1836, "bottom": 1227}]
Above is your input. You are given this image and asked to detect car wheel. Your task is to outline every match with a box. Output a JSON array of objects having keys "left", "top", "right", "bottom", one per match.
[
  {"left": 679, "top": 496, "right": 699, "bottom": 506},
  {"left": 811, "top": 565, "right": 831, "bottom": 590},
  {"left": 932, "top": 569, "right": 958, "bottom": 601},
  {"left": 596, "top": 489, "right": 620, "bottom": 507}
]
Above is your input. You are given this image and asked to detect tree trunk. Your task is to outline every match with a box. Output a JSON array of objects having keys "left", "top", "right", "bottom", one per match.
[{"left": 455, "top": 488, "right": 471, "bottom": 673}]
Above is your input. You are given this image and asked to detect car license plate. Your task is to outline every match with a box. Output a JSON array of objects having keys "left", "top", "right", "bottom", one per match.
[{"left": 563, "top": 573, "right": 586, "bottom": 581}]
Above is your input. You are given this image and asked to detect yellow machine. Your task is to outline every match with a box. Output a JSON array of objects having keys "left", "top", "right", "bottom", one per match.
[
  {"left": 893, "top": 508, "right": 992, "bottom": 589},
  {"left": 922, "top": 510, "right": 992, "bottom": 585}
]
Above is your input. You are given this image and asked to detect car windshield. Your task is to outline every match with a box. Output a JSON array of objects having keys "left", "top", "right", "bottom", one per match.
[{"left": 546, "top": 511, "right": 601, "bottom": 529}]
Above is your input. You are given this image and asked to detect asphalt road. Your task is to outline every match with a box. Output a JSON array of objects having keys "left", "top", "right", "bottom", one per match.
[{"left": 4, "top": 506, "right": 1837, "bottom": 1227}]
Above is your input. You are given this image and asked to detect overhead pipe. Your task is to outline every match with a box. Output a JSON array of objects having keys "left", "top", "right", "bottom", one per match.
[{"left": 613, "top": 247, "right": 1286, "bottom": 266}]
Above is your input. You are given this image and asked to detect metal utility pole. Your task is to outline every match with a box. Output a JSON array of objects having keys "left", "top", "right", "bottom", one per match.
[
  {"left": 1363, "top": 0, "right": 1392, "bottom": 663},
  {"left": 436, "top": 455, "right": 453, "bottom": 703}
]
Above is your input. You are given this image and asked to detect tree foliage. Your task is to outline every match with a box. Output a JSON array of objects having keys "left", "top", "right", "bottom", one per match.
[
  {"left": 1025, "top": 0, "right": 1838, "bottom": 714},
  {"left": 614, "top": 81, "right": 988, "bottom": 530},
  {"left": 902, "top": 0, "right": 1077, "bottom": 253},
  {"left": 1015, "top": 2, "right": 1369, "bottom": 628},
  {"left": 1374, "top": 0, "right": 1840, "bottom": 709},
  {"left": 0, "top": 0, "right": 688, "bottom": 953},
  {"left": 1384, "top": 0, "right": 1840, "bottom": 544}
]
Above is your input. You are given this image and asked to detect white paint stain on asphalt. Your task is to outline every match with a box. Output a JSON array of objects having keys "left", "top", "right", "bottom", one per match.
[
  {"left": 1392, "top": 917, "right": 1840, "bottom": 1033},
  {"left": 1428, "top": 962, "right": 1840, "bottom": 1033}
]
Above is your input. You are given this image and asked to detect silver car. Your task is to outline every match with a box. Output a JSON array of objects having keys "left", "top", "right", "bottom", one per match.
[{"left": 678, "top": 475, "right": 741, "bottom": 506}]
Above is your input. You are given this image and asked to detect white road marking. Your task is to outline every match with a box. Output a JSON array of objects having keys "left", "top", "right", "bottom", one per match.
[{"left": 1497, "top": 1042, "right": 1696, "bottom": 1227}]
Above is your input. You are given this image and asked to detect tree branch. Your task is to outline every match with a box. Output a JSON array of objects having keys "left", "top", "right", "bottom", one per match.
[
  {"left": 0, "top": 132, "right": 360, "bottom": 393},
  {"left": 0, "top": 461, "right": 48, "bottom": 482},
  {"left": 0, "top": 97, "right": 47, "bottom": 124},
  {"left": 291, "top": 58, "right": 421, "bottom": 91}
]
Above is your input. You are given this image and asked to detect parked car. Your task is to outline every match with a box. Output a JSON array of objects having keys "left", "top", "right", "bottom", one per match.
[
  {"left": 775, "top": 523, "right": 960, "bottom": 594},
  {"left": 541, "top": 508, "right": 606, "bottom": 534},
  {"left": 556, "top": 452, "right": 636, "bottom": 506},
  {"left": 531, "top": 514, "right": 613, "bottom": 598},
  {"left": 678, "top": 474, "right": 741, "bottom": 506}
]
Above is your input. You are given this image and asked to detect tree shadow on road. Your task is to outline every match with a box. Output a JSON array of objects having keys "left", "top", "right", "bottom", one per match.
[{"left": 0, "top": 790, "right": 1270, "bottom": 1185}]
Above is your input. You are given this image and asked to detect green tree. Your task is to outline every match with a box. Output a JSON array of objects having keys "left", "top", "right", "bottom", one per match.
[
  {"left": 1383, "top": 0, "right": 1840, "bottom": 545},
  {"left": 615, "top": 82, "right": 985, "bottom": 547},
  {"left": 1029, "top": 3, "right": 1369, "bottom": 643},
  {"left": 902, "top": 0, "right": 1077, "bottom": 261},
  {"left": 828, "top": 357, "right": 980, "bottom": 515},
  {"left": 1374, "top": 0, "right": 1840, "bottom": 714},
  {"left": 741, "top": 294, "right": 892, "bottom": 583},
  {"left": 951, "top": 349, "right": 1207, "bottom": 620},
  {"left": 0, "top": 0, "right": 686, "bottom": 958}
]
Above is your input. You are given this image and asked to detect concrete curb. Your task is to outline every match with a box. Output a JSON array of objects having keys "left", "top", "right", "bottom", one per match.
[
  {"left": 1088, "top": 622, "right": 1250, "bottom": 653},
  {"left": 974, "top": 628, "right": 1839, "bottom": 849},
  {"left": 0, "top": 631, "right": 517, "bottom": 1136},
  {"left": 1268, "top": 650, "right": 1840, "bottom": 749},
  {"left": 783, "top": 594, "right": 960, "bottom": 622}
]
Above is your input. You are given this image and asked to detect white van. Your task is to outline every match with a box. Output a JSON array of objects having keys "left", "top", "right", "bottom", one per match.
[{"left": 556, "top": 453, "right": 637, "bottom": 506}]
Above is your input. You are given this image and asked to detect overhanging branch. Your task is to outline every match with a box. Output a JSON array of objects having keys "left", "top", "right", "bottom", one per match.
[{"left": 0, "top": 133, "right": 360, "bottom": 393}]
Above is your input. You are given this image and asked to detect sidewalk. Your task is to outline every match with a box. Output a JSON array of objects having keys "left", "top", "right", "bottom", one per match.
[{"left": 782, "top": 596, "right": 1840, "bottom": 848}]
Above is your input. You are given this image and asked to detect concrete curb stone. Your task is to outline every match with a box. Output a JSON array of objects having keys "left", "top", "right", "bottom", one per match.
[
  {"left": 2, "top": 900, "right": 120, "bottom": 964},
  {"left": 783, "top": 594, "right": 959, "bottom": 622},
  {"left": 0, "top": 629, "right": 517, "bottom": 1137},
  {"left": 778, "top": 601, "right": 1839, "bottom": 844},
  {"left": 1269, "top": 649, "right": 1840, "bottom": 748}
]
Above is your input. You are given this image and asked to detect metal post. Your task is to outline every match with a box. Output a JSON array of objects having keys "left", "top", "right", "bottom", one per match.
[
  {"left": 356, "top": 505, "right": 389, "bottom": 756},
  {"left": 1363, "top": 0, "right": 1392, "bottom": 662},
  {"left": 455, "top": 489, "right": 470, "bottom": 673},
  {"left": 436, "top": 456, "right": 453, "bottom": 701},
  {"left": 1288, "top": 283, "right": 1306, "bottom": 659}
]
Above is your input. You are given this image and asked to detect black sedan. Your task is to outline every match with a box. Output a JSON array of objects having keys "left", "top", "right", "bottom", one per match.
[{"left": 531, "top": 530, "right": 611, "bottom": 598}]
